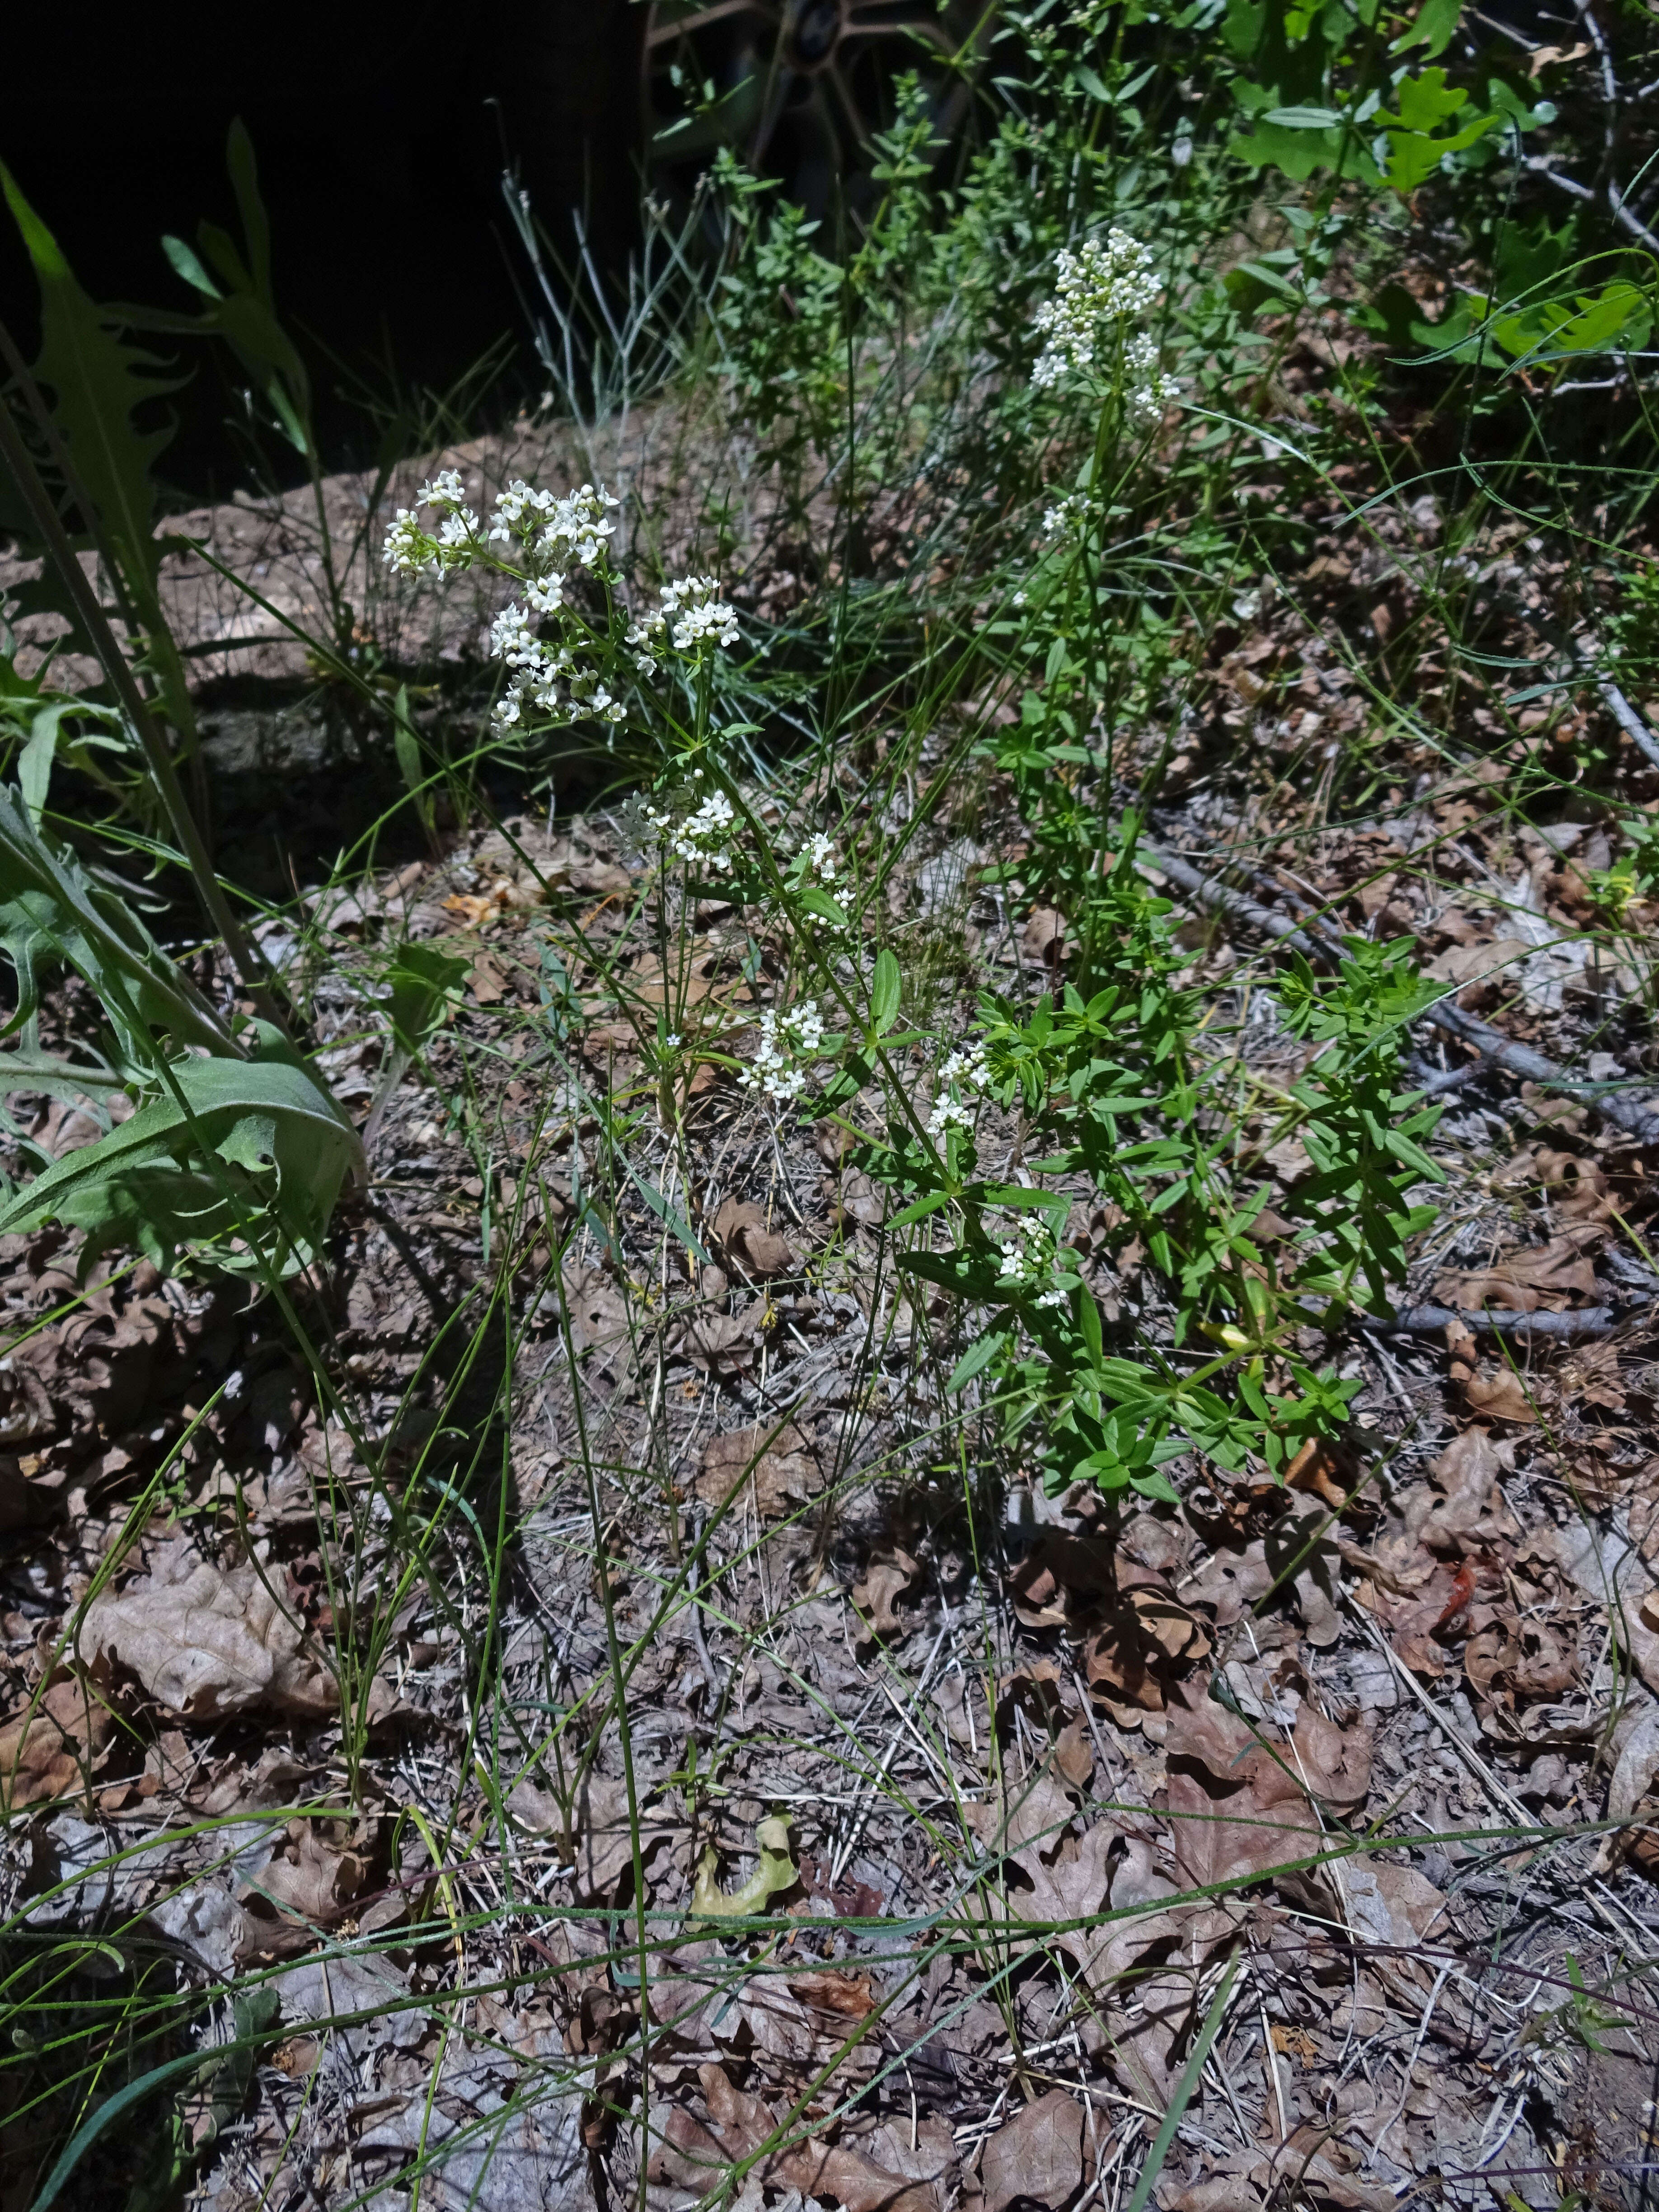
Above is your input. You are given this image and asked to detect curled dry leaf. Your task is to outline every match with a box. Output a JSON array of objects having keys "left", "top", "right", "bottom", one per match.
[
  {"left": 972, "top": 1809, "right": 1190, "bottom": 2004},
  {"left": 1491, "top": 1143, "right": 1615, "bottom": 1224},
  {"left": 1285, "top": 1436, "right": 1354, "bottom": 1510},
  {"left": 1181, "top": 1537, "right": 1278, "bottom": 1626},
  {"left": 852, "top": 1547, "right": 921, "bottom": 1637},
  {"left": 832, "top": 1166, "right": 885, "bottom": 1228},
  {"left": 569, "top": 1772, "right": 677, "bottom": 1903},
  {"left": 1290, "top": 1700, "right": 1374, "bottom": 1810},
  {"left": 1435, "top": 1224, "right": 1603, "bottom": 1314},
  {"left": 736, "top": 1975, "right": 816, "bottom": 2062},
  {"left": 787, "top": 1967, "right": 876, "bottom": 2021},
  {"left": 1342, "top": 1859, "right": 1449, "bottom": 1953},
  {"left": 1608, "top": 1702, "right": 1659, "bottom": 1823},
  {"left": 697, "top": 1421, "right": 822, "bottom": 1518},
  {"left": 239, "top": 1821, "right": 368, "bottom": 1959},
  {"left": 1010, "top": 1529, "right": 1119, "bottom": 1622},
  {"left": 563, "top": 1265, "right": 632, "bottom": 1368},
  {"left": 1022, "top": 905, "right": 1067, "bottom": 966},
  {"left": 712, "top": 1195, "right": 798, "bottom": 1279},
  {"left": 965, "top": 1771, "right": 1080, "bottom": 1858},
  {"left": 1464, "top": 1600, "right": 1579, "bottom": 1711},
  {"left": 79, "top": 1545, "right": 335, "bottom": 1719},
  {"left": 0, "top": 1675, "right": 110, "bottom": 1810},
  {"left": 1462, "top": 1365, "right": 1539, "bottom": 1425},
  {"left": 979, "top": 2088, "right": 1083, "bottom": 2212},
  {"left": 680, "top": 1305, "right": 764, "bottom": 1377},
  {"left": 1251, "top": 2126, "right": 1398, "bottom": 2212},
  {"left": 1405, "top": 1427, "right": 1514, "bottom": 1555}
]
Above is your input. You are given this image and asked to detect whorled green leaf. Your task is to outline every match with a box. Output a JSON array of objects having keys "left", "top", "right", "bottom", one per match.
[{"left": 871, "top": 946, "right": 902, "bottom": 1034}]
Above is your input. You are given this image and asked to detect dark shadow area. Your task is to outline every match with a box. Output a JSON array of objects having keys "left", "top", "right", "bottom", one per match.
[{"left": 0, "top": 0, "right": 645, "bottom": 498}]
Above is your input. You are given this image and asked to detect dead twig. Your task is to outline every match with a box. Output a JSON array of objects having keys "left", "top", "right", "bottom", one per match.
[
  {"left": 1367, "top": 1301, "right": 1629, "bottom": 1343},
  {"left": 1140, "top": 841, "right": 1659, "bottom": 1147}
]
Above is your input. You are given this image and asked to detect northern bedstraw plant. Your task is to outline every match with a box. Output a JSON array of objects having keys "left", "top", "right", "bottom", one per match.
[{"left": 7, "top": 0, "right": 1655, "bottom": 2197}]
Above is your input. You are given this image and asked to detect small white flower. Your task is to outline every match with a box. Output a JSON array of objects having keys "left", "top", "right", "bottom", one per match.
[
  {"left": 928, "top": 1094, "right": 975, "bottom": 1138},
  {"left": 802, "top": 831, "right": 835, "bottom": 880},
  {"left": 381, "top": 507, "right": 428, "bottom": 575},
  {"left": 418, "top": 469, "right": 468, "bottom": 507},
  {"left": 1042, "top": 489, "right": 1099, "bottom": 540},
  {"left": 996, "top": 1218, "right": 1054, "bottom": 1288},
  {"left": 525, "top": 572, "right": 567, "bottom": 614},
  {"left": 489, "top": 604, "right": 543, "bottom": 671},
  {"left": 646, "top": 783, "right": 740, "bottom": 871},
  {"left": 490, "top": 479, "right": 618, "bottom": 576}
]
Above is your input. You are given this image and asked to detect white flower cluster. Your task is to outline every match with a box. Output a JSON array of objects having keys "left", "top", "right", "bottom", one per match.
[
  {"left": 785, "top": 828, "right": 838, "bottom": 890},
  {"left": 996, "top": 1219, "right": 1069, "bottom": 1308},
  {"left": 382, "top": 469, "right": 482, "bottom": 577},
  {"left": 642, "top": 778, "right": 738, "bottom": 872},
  {"left": 1123, "top": 332, "right": 1182, "bottom": 428},
  {"left": 927, "top": 1038, "right": 991, "bottom": 1139},
  {"left": 740, "top": 1000, "right": 827, "bottom": 1106},
  {"left": 489, "top": 620, "right": 625, "bottom": 729},
  {"left": 633, "top": 576, "right": 741, "bottom": 656},
  {"left": 1031, "top": 231, "right": 1176, "bottom": 424},
  {"left": 1042, "top": 490, "right": 1097, "bottom": 539},
  {"left": 488, "top": 479, "right": 618, "bottom": 572}
]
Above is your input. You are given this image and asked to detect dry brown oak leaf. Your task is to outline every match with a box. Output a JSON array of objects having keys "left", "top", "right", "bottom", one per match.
[
  {"left": 1435, "top": 1223, "right": 1603, "bottom": 1313},
  {"left": 968, "top": 1781, "right": 1196, "bottom": 1999},
  {"left": 78, "top": 1544, "right": 335, "bottom": 1719},
  {"left": 514, "top": 1771, "right": 681, "bottom": 1904},
  {"left": 978, "top": 2088, "right": 1085, "bottom": 2212},
  {"left": 852, "top": 1548, "right": 922, "bottom": 1637},
  {"left": 238, "top": 1820, "right": 369, "bottom": 1960},
  {"left": 697, "top": 1421, "right": 822, "bottom": 1518},
  {"left": 1163, "top": 1680, "right": 1371, "bottom": 1891},
  {"left": 711, "top": 1195, "right": 798, "bottom": 1279},
  {"left": 0, "top": 1675, "right": 112, "bottom": 1810},
  {"left": 650, "top": 2062, "right": 951, "bottom": 2212}
]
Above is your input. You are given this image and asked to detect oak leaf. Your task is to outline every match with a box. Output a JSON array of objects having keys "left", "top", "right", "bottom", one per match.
[
  {"left": 0, "top": 1676, "right": 110, "bottom": 1810},
  {"left": 697, "top": 1421, "right": 822, "bottom": 1518},
  {"left": 979, "top": 2089, "right": 1083, "bottom": 2212},
  {"left": 79, "top": 1547, "right": 335, "bottom": 1719}
]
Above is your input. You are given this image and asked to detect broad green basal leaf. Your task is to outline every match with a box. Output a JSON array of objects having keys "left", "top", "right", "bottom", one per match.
[{"left": 0, "top": 1054, "right": 364, "bottom": 1277}]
